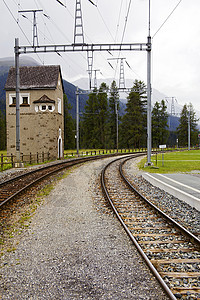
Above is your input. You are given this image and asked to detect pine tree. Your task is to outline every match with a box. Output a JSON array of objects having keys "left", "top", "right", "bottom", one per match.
[
  {"left": 119, "top": 80, "right": 147, "bottom": 149},
  {"left": 177, "top": 103, "right": 199, "bottom": 147},
  {"left": 97, "top": 82, "right": 109, "bottom": 148},
  {"left": 64, "top": 94, "right": 75, "bottom": 149},
  {"left": 152, "top": 100, "right": 169, "bottom": 147},
  {"left": 108, "top": 80, "right": 119, "bottom": 149},
  {"left": 81, "top": 82, "right": 109, "bottom": 149},
  {"left": 81, "top": 88, "right": 99, "bottom": 148}
]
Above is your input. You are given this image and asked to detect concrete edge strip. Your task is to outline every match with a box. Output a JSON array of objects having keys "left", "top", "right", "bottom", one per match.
[
  {"left": 143, "top": 173, "right": 200, "bottom": 211},
  {"left": 143, "top": 173, "right": 200, "bottom": 201},
  {"left": 156, "top": 173, "right": 200, "bottom": 194}
]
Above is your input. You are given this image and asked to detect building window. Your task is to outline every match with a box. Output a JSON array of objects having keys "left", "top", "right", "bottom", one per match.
[
  {"left": 22, "top": 96, "right": 28, "bottom": 105},
  {"left": 12, "top": 96, "right": 16, "bottom": 104},
  {"left": 37, "top": 104, "right": 55, "bottom": 112},
  {"left": 9, "top": 94, "right": 16, "bottom": 105},
  {"left": 20, "top": 93, "right": 30, "bottom": 106},
  {"left": 58, "top": 98, "right": 61, "bottom": 114},
  {"left": 40, "top": 105, "right": 47, "bottom": 111},
  {"left": 9, "top": 93, "right": 30, "bottom": 106},
  {"left": 48, "top": 105, "right": 55, "bottom": 112}
]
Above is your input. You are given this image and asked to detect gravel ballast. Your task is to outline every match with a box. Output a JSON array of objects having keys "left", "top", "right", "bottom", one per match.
[
  {"left": 124, "top": 158, "right": 200, "bottom": 238},
  {"left": 0, "top": 157, "right": 168, "bottom": 299}
]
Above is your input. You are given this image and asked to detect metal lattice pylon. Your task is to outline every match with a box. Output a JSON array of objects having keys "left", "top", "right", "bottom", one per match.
[
  {"left": 119, "top": 58, "right": 125, "bottom": 89},
  {"left": 87, "top": 51, "right": 93, "bottom": 89},
  {"left": 74, "top": 0, "right": 85, "bottom": 44},
  {"left": 171, "top": 97, "right": 177, "bottom": 115},
  {"left": 107, "top": 58, "right": 126, "bottom": 89},
  {"left": 18, "top": 9, "right": 43, "bottom": 47},
  {"left": 93, "top": 69, "right": 100, "bottom": 89}
]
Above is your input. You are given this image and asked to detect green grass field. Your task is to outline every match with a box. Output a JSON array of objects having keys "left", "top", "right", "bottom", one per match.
[
  {"left": 0, "top": 150, "right": 7, "bottom": 155},
  {"left": 139, "top": 150, "right": 200, "bottom": 173},
  {"left": 1, "top": 149, "right": 200, "bottom": 174}
]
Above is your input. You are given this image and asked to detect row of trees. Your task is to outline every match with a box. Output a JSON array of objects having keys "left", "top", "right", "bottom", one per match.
[
  {"left": 75, "top": 79, "right": 199, "bottom": 150},
  {"left": 0, "top": 80, "right": 199, "bottom": 151}
]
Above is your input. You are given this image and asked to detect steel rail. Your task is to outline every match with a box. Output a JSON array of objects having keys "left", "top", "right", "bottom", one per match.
[
  {"left": 0, "top": 156, "right": 93, "bottom": 188},
  {"left": 0, "top": 152, "right": 142, "bottom": 208},
  {"left": 120, "top": 156, "right": 200, "bottom": 246},
  {"left": 0, "top": 158, "right": 89, "bottom": 207},
  {"left": 101, "top": 155, "right": 177, "bottom": 300}
]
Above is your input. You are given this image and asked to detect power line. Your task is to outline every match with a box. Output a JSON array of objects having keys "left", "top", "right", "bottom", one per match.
[
  {"left": 97, "top": 7, "right": 115, "bottom": 41},
  {"left": 55, "top": 0, "right": 66, "bottom": 8},
  {"left": 113, "top": 0, "right": 132, "bottom": 80},
  {"left": 3, "top": 0, "right": 44, "bottom": 65},
  {"left": 114, "top": 0, "right": 124, "bottom": 43},
  {"left": 120, "top": 0, "right": 131, "bottom": 44},
  {"left": 34, "top": 0, "right": 89, "bottom": 74},
  {"left": 153, "top": 0, "right": 183, "bottom": 38},
  {"left": 3, "top": 0, "right": 30, "bottom": 45}
]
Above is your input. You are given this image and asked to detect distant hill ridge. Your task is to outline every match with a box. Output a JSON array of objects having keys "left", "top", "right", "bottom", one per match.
[
  {"left": 0, "top": 56, "right": 181, "bottom": 131},
  {"left": 0, "top": 56, "right": 89, "bottom": 119}
]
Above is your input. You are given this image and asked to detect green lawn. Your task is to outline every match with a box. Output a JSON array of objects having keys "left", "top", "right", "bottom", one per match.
[
  {"left": 139, "top": 150, "right": 200, "bottom": 173},
  {"left": 0, "top": 150, "right": 7, "bottom": 155}
]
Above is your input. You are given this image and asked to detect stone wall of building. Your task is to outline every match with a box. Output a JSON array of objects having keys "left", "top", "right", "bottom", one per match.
[{"left": 6, "top": 74, "right": 64, "bottom": 159}]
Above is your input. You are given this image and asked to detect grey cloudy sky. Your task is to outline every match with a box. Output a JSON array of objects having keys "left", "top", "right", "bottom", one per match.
[{"left": 1, "top": 0, "right": 200, "bottom": 112}]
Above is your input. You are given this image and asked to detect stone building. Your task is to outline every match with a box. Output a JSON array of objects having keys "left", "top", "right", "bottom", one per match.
[{"left": 5, "top": 65, "right": 64, "bottom": 159}]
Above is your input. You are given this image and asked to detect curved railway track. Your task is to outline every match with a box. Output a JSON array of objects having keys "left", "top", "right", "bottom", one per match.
[
  {"left": 0, "top": 154, "right": 118, "bottom": 208},
  {"left": 101, "top": 155, "right": 200, "bottom": 300}
]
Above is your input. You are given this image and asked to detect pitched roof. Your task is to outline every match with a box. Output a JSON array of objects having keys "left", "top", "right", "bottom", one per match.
[
  {"left": 5, "top": 65, "right": 63, "bottom": 90},
  {"left": 33, "top": 94, "right": 55, "bottom": 104}
]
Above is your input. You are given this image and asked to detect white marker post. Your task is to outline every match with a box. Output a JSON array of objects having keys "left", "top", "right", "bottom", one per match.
[{"left": 159, "top": 144, "right": 166, "bottom": 167}]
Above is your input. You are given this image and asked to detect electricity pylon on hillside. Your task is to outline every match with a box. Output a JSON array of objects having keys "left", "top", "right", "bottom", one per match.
[{"left": 74, "top": 0, "right": 97, "bottom": 89}]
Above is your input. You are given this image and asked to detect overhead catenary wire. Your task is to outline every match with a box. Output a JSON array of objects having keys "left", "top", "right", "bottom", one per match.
[
  {"left": 34, "top": 0, "right": 89, "bottom": 75},
  {"left": 153, "top": 0, "right": 183, "bottom": 38},
  {"left": 114, "top": 0, "right": 124, "bottom": 43},
  {"left": 7, "top": 0, "right": 87, "bottom": 78},
  {"left": 96, "top": 6, "right": 115, "bottom": 42},
  {"left": 41, "top": 0, "right": 124, "bottom": 85},
  {"left": 113, "top": 0, "right": 132, "bottom": 81},
  {"left": 120, "top": 0, "right": 131, "bottom": 45},
  {"left": 55, "top": 0, "right": 66, "bottom": 8},
  {"left": 2, "top": 0, "right": 43, "bottom": 65}
]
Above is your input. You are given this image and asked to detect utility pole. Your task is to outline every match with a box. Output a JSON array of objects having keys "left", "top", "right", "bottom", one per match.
[
  {"left": 188, "top": 107, "right": 190, "bottom": 151},
  {"left": 146, "top": 0, "right": 152, "bottom": 165},
  {"left": 15, "top": 38, "right": 21, "bottom": 165},
  {"left": 76, "top": 87, "right": 79, "bottom": 156},
  {"left": 18, "top": 9, "right": 43, "bottom": 47}
]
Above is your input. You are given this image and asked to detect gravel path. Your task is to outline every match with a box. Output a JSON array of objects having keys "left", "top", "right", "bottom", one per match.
[{"left": 0, "top": 156, "right": 168, "bottom": 299}]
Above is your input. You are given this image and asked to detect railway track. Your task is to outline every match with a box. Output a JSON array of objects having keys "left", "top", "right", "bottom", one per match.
[
  {"left": 101, "top": 155, "right": 200, "bottom": 300},
  {"left": 0, "top": 154, "right": 116, "bottom": 208}
]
